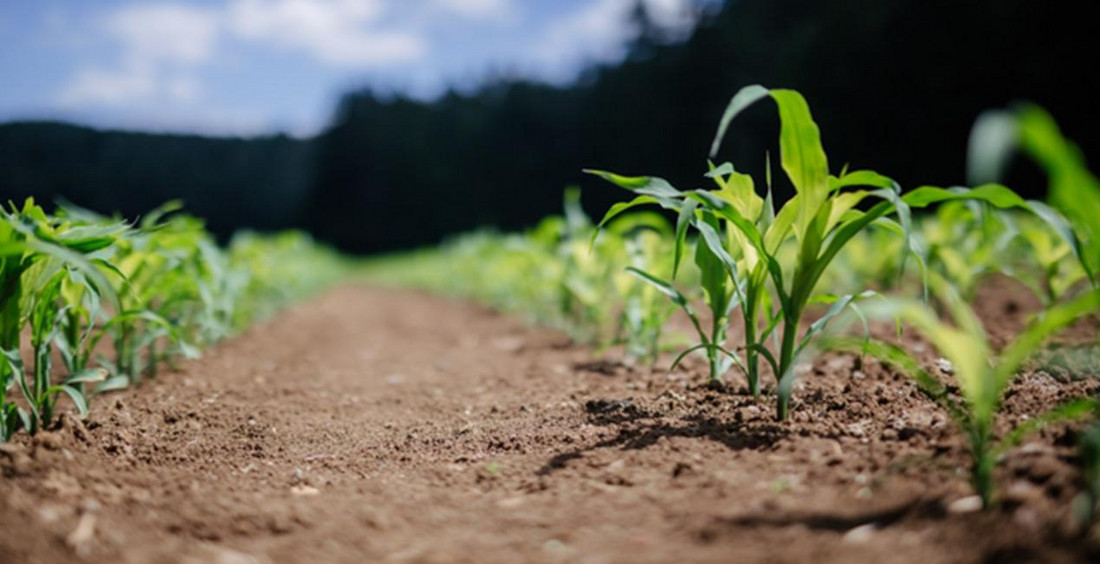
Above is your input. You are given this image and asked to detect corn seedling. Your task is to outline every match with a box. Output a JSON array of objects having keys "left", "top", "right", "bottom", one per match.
[
  {"left": 591, "top": 86, "right": 1043, "bottom": 420},
  {"left": 969, "top": 104, "right": 1098, "bottom": 296},
  {"left": 612, "top": 213, "right": 676, "bottom": 364},
  {"left": 826, "top": 279, "right": 1100, "bottom": 507},
  {"left": 0, "top": 198, "right": 344, "bottom": 440},
  {"left": 0, "top": 199, "right": 123, "bottom": 438}
]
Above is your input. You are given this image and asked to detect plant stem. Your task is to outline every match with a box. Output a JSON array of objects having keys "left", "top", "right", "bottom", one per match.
[
  {"left": 971, "top": 425, "right": 995, "bottom": 508},
  {"left": 776, "top": 306, "right": 802, "bottom": 421},
  {"left": 743, "top": 301, "right": 760, "bottom": 397},
  {"left": 712, "top": 309, "right": 730, "bottom": 384}
]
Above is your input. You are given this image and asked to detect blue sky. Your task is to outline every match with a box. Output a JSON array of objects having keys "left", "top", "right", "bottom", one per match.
[{"left": 0, "top": 0, "right": 701, "bottom": 137}]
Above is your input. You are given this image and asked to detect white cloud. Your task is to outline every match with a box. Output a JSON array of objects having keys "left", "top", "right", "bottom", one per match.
[
  {"left": 106, "top": 4, "right": 220, "bottom": 67},
  {"left": 165, "top": 75, "right": 203, "bottom": 103},
  {"left": 58, "top": 3, "right": 219, "bottom": 107},
  {"left": 226, "top": 0, "right": 425, "bottom": 67},
  {"left": 429, "top": 0, "right": 516, "bottom": 21},
  {"left": 58, "top": 64, "right": 204, "bottom": 108},
  {"left": 48, "top": 0, "right": 701, "bottom": 134},
  {"left": 642, "top": 0, "right": 698, "bottom": 33},
  {"left": 58, "top": 0, "right": 428, "bottom": 111},
  {"left": 58, "top": 66, "right": 157, "bottom": 107},
  {"left": 532, "top": 0, "right": 697, "bottom": 77}
]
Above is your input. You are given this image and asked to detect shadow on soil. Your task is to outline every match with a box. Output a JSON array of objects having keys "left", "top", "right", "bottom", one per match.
[
  {"left": 700, "top": 497, "right": 945, "bottom": 537},
  {"left": 537, "top": 401, "right": 786, "bottom": 476}
]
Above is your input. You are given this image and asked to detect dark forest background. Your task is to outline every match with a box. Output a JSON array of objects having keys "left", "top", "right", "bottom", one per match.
[{"left": 1, "top": 0, "right": 1097, "bottom": 254}]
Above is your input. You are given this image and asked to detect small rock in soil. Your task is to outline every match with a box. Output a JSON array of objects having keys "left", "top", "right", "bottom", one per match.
[
  {"left": 290, "top": 485, "right": 320, "bottom": 496},
  {"left": 947, "top": 495, "right": 983, "bottom": 514},
  {"left": 842, "top": 523, "right": 877, "bottom": 544}
]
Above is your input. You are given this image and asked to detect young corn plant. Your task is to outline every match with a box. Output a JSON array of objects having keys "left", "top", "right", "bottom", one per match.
[
  {"left": 826, "top": 222, "right": 908, "bottom": 296},
  {"left": 1010, "top": 213, "right": 1090, "bottom": 305},
  {"left": 969, "top": 104, "right": 1099, "bottom": 296},
  {"left": 913, "top": 201, "right": 1019, "bottom": 300},
  {"left": 613, "top": 213, "right": 676, "bottom": 364},
  {"left": 5, "top": 269, "right": 108, "bottom": 434},
  {"left": 591, "top": 86, "right": 1065, "bottom": 420},
  {"left": 826, "top": 280, "right": 1100, "bottom": 508},
  {"left": 0, "top": 199, "right": 123, "bottom": 438},
  {"left": 556, "top": 188, "right": 622, "bottom": 345},
  {"left": 99, "top": 205, "right": 210, "bottom": 384}
]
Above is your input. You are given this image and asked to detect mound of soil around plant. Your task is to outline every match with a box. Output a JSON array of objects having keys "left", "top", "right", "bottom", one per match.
[{"left": 2, "top": 285, "right": 1099, "bottom": 563}]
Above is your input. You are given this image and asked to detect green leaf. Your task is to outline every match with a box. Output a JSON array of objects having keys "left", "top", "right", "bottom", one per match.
[
  {"left": 64, "top": 367, "right": 109, "bottom": 385},
  {"left": 593, "top": 195, "right": 659, "bottom": 241},
  {"left": 626, "top": 267, "right": 707, "bottom": 343},
  {"left": 827, "top": 170, "right": 897, "bottom": 192},
  {"left": 693, "top": 220, "right": 732, "bottom": 315},
  {"left": 1026, "top": 200, "right": 1094, "bottom": 284},
  {"left": 903, "top": 184, "right": 1029, "bottom": 209},
  {"left": 583, "top": 170, "right": 682, "bottom": 198},
  {"left": 16, "top": 408, "right": 32, "bottom": 435},
  {"left": 672, "top": 199, "right": 698, "bottom": 279},
  {"left": 797, "top": 291, "right": 877, "bottom": 356},
  {"left": 770, "top": 89, "right": 829, "bottom": 240},
  {"left": 669, "top": 342, "right": 743, "bottom": 374},
  {"left": 967, "top": 110, "right": 1018, "bottom": 186},
  {"left": 26, "top": 239, "right": 120, "bottom": 312},
  {"left": 997, "top": 398, "right": 1097, "bottom": 454},
  {"left": 821, "top": 336, "right": 952, "bottom": 407},
  {"left": 625, "top": 267, "right": 688, "bottom": 308},
  {"left": 94, "top": 375, "right": 131, "bottom": 394},
  {"left": 709, "top": 84, "right": 770, "bottom": 158},
  {"left": 994, "top": 288, "right": 1100, "bottom": 388},
  {"left": 705, "top": 162, "right": 735, "bottom": 178},
  {"left": 54, "top": 385, "right": 89, "bottom": 417}
]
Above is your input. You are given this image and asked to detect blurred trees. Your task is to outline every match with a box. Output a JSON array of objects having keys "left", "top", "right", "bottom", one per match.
[{"left": 0, "top": 122, "right": 313, "bottom": 236}]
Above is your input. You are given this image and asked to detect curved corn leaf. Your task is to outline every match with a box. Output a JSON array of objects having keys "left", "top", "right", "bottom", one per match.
[
  {"left": 583, "top": 170, "right": 682, "bottom": 198},
  {"left": 672, "top": 198, "right": 697, "bottom": 279},
  {"left": 967, "top": 110, "right": 1018, "bottom": 186},
  {"left": 710, "top": 84, "right": 770, "bottom": 158},
  {"left": 996, "top": 397, "right": 1097, "bottom": 455},
  {"left": 994, "top": 288, "right": 1100, "bottom": 389},
  {"left": 669, "top": 342, "right": 744, "bottom": 375},
  {"left": 64, "top": 367, "right": 109, "bottom": 385},
  {"left": 1026, "top": 200, "right": 1094, "bottom": 284},
  {"left": 903, "top": 184, "right": 1029, "bottom": 209}
]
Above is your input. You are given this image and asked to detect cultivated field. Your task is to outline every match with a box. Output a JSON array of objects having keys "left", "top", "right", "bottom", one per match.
[{"left": 2, "top": 87, "right": 1099, "bottom": 562}]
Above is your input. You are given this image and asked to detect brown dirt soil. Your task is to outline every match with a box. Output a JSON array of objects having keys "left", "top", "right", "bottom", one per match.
[{"left": 2, "top": 284, "right": 1100, "bottom": 563}]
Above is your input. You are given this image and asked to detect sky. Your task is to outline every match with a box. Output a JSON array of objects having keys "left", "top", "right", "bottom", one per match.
[{"left": 0, "top": 0, "right": 702, "bottom": 137}]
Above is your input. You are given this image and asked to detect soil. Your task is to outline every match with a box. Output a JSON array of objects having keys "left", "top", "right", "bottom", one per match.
[{"left": 2, "top": 283, "right": 1100, "bottom": 564}]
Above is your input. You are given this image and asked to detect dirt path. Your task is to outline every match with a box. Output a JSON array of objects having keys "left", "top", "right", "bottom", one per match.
[{"left": 1, "top": 285, "right": 1097, "bottom": 563}]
